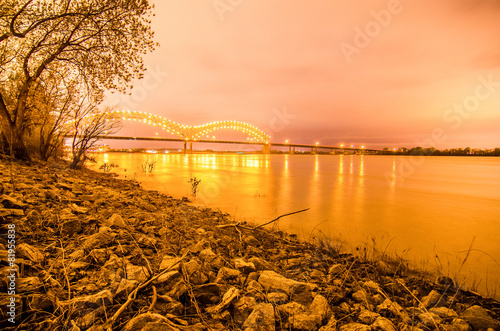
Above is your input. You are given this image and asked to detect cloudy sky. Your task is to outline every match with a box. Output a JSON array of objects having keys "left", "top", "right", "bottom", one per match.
[{"left": 106, "top": 0, "right": 500, "bottom": 149}]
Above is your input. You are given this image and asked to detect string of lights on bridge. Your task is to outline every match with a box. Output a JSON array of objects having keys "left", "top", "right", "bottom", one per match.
[{"left": 106, "top": 110, "right": 271, "bottom": 143}]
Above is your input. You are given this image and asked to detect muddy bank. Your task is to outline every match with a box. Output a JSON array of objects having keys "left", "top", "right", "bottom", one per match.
[{"left": 0, "top": 158, "right": 499, "bottom": 331}]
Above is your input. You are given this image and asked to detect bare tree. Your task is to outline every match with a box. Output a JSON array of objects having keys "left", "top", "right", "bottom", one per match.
[
  {"left": 67, "top": 97, "right": 120, "bottom": 169},
  {"left": 0, "top": 0, "right": 156, "bottom": 160}
]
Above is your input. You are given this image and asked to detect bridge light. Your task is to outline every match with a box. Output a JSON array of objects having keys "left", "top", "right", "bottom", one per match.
[
  {"left": 285, "top": 139, "right": 289, "bottom": 144},
  {"left": 361, "top": 146, "right": 364, "bottom": 149},
  {"left": 316, "top": 142, "right": 319, "bottom": 146},
  {"left": 340, "top": 144, "right": 344, "bottom": 147}
]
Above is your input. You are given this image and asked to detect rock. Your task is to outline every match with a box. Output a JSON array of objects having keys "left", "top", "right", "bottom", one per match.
[
  {"left": 59, "top": 290, "right": 113, "bottom": 317},
  {"left": 27, "top": 293, "right": 54, "bottom": 311},
  {"left": 216, "top": 267, "right": 241, "bottom": 283},
  {"left": 159, "top": 255, "right": 182, "bottom": 271},
  {"left": 61, "top": 219, "right": 82, "bottom": 236},
  {"left": 328, "top": 264, "right": 343, "bottom": 275},
  {"left": 358, "top": 310, "right": 380, "bottom": 324},
  {"left": 192, "top": 283, "right": 221, "bottom": 305},
  {"left": 115, "top": 278, "right": 138, "bottom": 297},
  {"left": 429, "top": 306, "right": 458, "bottom": 318},
  {"left": 277, "top": 301, "right": 307, "bottom": 319},
  {"left": 81, "top": 226, "right": 114, "bottom": 250},
  {"left": 0, "top": 208, "right": 25, "bottom": 217},
  {"left": 267, "top": 292, "right": 288, "bottom": 304},
  {"left": 243, "top": 303, "right": 275, "bottom": 331},
  {"left": 352, "top": 289, "right": 369, "bottom": 306},
  {"left": 17, "top": 243, "right": 44, "bottom": 263},
  {"left": 339, "top": 323, "right": 371, "bottom": 331},
  {"left": 199, "top": 248, "right": 217, "bottom": 261},
  {"left": 258, "top": 270, "right": 316, "bottom": 297},
  {"left": 448, "top": 318, "right": 471, "bottom": 331},
  {"left": 290, "top": 313, "right": 322, "bottom": 331},
  {"left": 122, "top": 312, "right": 177, "bottom": 331},
  {"left": 310, "top": 294, "right": 332, "bottom": 323},
  {"left": 18, "top": 277, "right": 43, "bottom": 292},
  {"left": 1, "top": 195, "right": 26, "bottom": 209},
  {"left": 363, "top": 280, "right": 382, "bottom": 293},
  {"left": 233, "top": 296, "right": 257, "bottom": 325},
  {"left": 318, "top": 316, "right": 338, "bottom": 331},
  {"left": 244, "top": 235, "right": 260, "bottom": 246},
  {"left": 376, "top": 261, "right": 395, "bottom": 275},
  {"left": 155, "top": 295, "right": 184, "bottom": 315},
  {"left": 104, "top": 213, "right": 127, "bottom": 227},
  {"left": 371, "top": 317, "right": 397, "bottom": 331},
  {"left": 249, "top": 257, "right": 270, "bottom": 270},
  {"left": 234, "top": 258, "right": 256, "bottom": 273},
  {"left": 460, "top": 305, "right": 500, "bottom": 331},
  {"left": 126, "top": 263, "right": 150, "bottom": 283},
  {"left": 376, "top": 299, "right": 410, "bottom": 323},
  {"left": 418, "top": 312, "right": 443, "bottom": 328},
  {"left": 206, "top": 287, "right": 240, "bottom": 314},
  {"left": 310, "top": 269, "right": 325, "bottom": 279},
  {"left": 246, "top": 280, "right": 265, "bottom": 300},
  {"left": 420, "top": 290, "right": 447, "bottom": 309}
]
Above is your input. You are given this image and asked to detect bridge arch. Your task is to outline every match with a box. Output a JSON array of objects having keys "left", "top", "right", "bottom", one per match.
[{"left": 108, "top": 110, "right": 270, "bottom": 142}]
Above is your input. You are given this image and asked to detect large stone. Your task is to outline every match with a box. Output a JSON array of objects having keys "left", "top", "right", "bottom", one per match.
[
  {"left": 17, "top": 243, "right": 44, "bottom": 263},
  {"left": 81, "top": 226, "right": 114, "bottom": 250},
  {"left": 309, "top": 294, "right": 332, "bottom": 323},
  {"left": 233, "top": 296, "right": 257, "bottom": 325},
  {"left": 126, "top": 264, "right": 150, "bottom": 283},
  {"left": 258, "top": 270, "right": 316, "bottom": 297},
  {"left": 122, "top": 312, "right": 177, "bottom": 331},
  {"left": 420, "top": 290, "right": 447, "bottom": 309},
  {"left": 1, "top": 195, "right": 26, "bottom": 209},
  {"left": 371, "top": 317, "right": 397, "bottom": 331},
  {"left": 429, "top": 306, "right": 458, "bottom": 318},
  {"left": 159, "top": 255, "right": 182, "bottom": 271},
  {"left": 290, "top": 313, "right": 322, "bottom": 331},
  {"left": 267, "top": 292, "right": 289, "bottom": 305},
  {"left": 418, "top": 312, "right": 443, "bottom": 328},
  {"left": 358, "top": 310, "right": 380, "bottom": 324},
  {"left": 339, "top": 323, "right": 371, "bottom": 331},
  {"left": 234, "top": 258, "right": 256, "bottom": 273},
  {"left": 243, "top": 303, "right": 275, "bottom": 331},
  {"left": 216, "top": 267, "right": 241, "bottom": 282},
  {"left": 104, "top": 213, "right": 127, "bottom": 227},
  {"left": 59, "top": 290, "right": 113, "bottom": 317},
  {"left": 460, "top": 305, "right": 500, "bottom": 331},
  {"left": 376, "top": 299, "right": 410, "bottom": 323},
  {"left": 18, "top": 277, "right": 43, "bottom": 292}
]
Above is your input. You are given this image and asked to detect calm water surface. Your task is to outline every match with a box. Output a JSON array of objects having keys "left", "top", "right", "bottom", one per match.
[{"left": 91, "top": 153, "right": 500, "bottom": 298}]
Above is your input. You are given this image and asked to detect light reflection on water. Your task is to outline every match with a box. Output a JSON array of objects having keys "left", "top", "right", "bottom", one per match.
[{"left": 91, "top": 153, "right": 500, "bottom": 298}]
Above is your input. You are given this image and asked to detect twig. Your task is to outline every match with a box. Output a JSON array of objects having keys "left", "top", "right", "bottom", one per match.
[
  {"left": 147, "top": 285, "right": 157, "bottom": 312},
  {"left": 252, "top": 208, "right": 309, "bottom": 230},
  {"left": 104, "top": 252, "right": 188, "bottom": 331}
]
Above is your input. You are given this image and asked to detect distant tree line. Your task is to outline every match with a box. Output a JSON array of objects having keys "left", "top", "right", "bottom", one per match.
[
  {"left": 0, "top": 0, "right": 156, "bottom": 168},
  {"left": 380, "top": 147, "right": 500, "bottom": 156}
]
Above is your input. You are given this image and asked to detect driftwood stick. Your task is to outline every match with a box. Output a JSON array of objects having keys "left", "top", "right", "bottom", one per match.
[
  {"left": 252, "top": 208, "right": 310, "bottom": 230},
  {"left": 105, "top": 252, "right": 188, "bottom": 330}
]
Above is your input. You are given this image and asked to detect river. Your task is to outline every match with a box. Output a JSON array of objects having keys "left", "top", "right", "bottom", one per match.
[{"left": 90, "top": 152, "right": 500, "bottom": 298}]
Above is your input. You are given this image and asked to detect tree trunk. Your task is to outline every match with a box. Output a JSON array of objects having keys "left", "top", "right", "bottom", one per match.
[{"left": 2, "top": 125, "right": 31, "bottom": 161}]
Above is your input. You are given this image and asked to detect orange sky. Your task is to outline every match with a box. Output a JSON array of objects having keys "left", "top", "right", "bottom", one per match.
[{"left": 105, "top": 0, "right": 500, "bottom": 149}]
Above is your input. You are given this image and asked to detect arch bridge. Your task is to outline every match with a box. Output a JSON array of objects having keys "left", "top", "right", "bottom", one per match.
[{"left": 108, "top": 110, "right": 270, "bottom": 144}]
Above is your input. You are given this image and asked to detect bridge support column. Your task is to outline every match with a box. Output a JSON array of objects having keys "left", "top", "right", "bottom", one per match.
[
  {"left": 189, "top": 141, "right": 193, "bottom": 154},
  {"left": 311, "top": 147, "right": 316, "bottom": 155},
  {"left": 183, "top": 141, "right": 187, "bottom": 154},
  {"left": 262, "top": 144, "right": 271, "bottom": 154},
  {"left": 289, "top": 146, "right": 295, "bottom": 155}
]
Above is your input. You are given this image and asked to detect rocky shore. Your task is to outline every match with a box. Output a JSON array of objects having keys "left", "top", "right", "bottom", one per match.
[{"left": 0, "top": 157, "right": 499, "bottom": 331}]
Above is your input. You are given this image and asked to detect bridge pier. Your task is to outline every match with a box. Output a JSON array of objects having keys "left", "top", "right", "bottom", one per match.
[
  {"left": 289, "top": 146, "right": 295, "bottom": 155},
  {"left": 311, "top": 147, "right": 316, "bottom": 155},
  {"left": 262, "top": 144, "right": 271, "bottom": 154},
  {"left": 183, "top": 141, "right": 193, "bottom": 154}
]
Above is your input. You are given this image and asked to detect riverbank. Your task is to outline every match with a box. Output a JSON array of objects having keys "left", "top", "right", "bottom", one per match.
[{"left": 0, "top": 157, "right": 499, "bottom": 330}]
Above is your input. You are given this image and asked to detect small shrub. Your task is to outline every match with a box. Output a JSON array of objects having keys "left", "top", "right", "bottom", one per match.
[
  {"left": 99, "top": 162, "right": 118, "bottom": 172},
  {"left": 141, "top": 155, "right": 157, "bottom": 174},
  {"left": 188, "top": 176, "right": 201, "bottom": 196}
]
